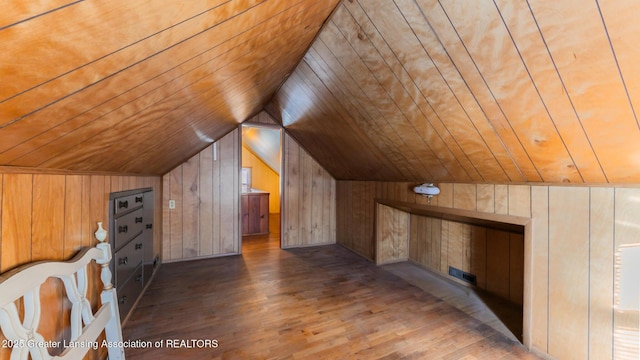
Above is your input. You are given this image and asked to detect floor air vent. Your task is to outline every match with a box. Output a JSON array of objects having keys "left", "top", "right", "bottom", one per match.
[{"left": 448, "top": 266, "right": 477, "bottom": 286}]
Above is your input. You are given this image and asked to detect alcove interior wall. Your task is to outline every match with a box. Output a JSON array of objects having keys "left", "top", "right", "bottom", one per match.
[{"left": 407, "top": 213, "right": 524, "bottom": 306}]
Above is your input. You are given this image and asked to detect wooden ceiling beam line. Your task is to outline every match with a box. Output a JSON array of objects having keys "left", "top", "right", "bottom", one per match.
[{"left": 0, "top": 1, "right": 82, "bottom": 31}]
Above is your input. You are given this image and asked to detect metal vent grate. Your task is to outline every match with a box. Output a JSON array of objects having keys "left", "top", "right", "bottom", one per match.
[{"left": 448, "top": 266, "right": 477, "bottom": 286}]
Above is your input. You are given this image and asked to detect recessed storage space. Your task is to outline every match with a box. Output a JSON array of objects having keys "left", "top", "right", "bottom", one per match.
[
  {"left": 406, "top": 215, "right": 525, "bottom": 307},
  {"left": 375, "top": 200, "right": 527, "bottom": 342}
]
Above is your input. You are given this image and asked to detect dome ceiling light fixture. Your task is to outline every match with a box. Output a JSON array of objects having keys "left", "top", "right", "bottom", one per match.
[{"left": 413, "top": 183, "right": 440, "bottom": 204}]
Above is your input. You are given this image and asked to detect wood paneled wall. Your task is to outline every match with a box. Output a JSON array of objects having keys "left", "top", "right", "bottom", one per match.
[
  {"left": 409, "top": 215, "right": 524, "bottom": 305},
  {"left": 0, "top": 170, "right": 161, "bottom": 360},
  {"left": 337, "top": 180, "right": 639, "bottom": 359},
  {"left": 163, "top": 126, "right": 337, "bottom": 256},
  {"left": 282, "top": 134, "right": 336, "bottom": 248},
  {"left": 241, "top": 146, "right": 280, "bottom": 213},
  {"left": 375, "top": 204, "right": 409, "bottom": 265},
  {"left": 336, "top": 181, "right": 418, "bottom": 260},
  {"left": 247, "top": 111, "right": 280, "bottom": 126},
  {"left": 162, "top": 129, "right": 240, "bottom": 262}
]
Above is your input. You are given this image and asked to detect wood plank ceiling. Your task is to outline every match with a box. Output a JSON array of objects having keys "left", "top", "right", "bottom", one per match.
[
  {"left": 267, "top": 0, "right": 640, "bottom": 184},
  {"left": 0, "top": 0, "right": 340, "bottom": 175},
  {"left": 3, "top": 0, "right": 640, "bottom": 184}
]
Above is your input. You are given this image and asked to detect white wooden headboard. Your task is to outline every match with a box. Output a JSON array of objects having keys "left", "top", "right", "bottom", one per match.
[{"left": 0, "top": 222, "right": 125, "bottom": 360}]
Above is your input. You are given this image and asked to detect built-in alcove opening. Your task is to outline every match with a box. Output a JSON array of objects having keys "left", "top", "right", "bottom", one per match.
[{"left": 374, "top": 199, "right": 531, "bottom": 346}]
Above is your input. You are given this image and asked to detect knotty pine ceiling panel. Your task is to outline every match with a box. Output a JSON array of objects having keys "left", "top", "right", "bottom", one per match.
[
  {"left": 0, "top": 0, "right": 340, "bottom": 175},
  {"left": 268, "top": 0, "right": 640, "bottom": 183}
]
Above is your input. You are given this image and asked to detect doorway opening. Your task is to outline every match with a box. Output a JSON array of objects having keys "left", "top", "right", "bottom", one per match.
[{"left": 240, "top": 123, "right": 282, "bottom": 253}]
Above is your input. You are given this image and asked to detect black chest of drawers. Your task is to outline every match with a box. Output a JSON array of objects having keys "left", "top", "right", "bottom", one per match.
[{"left": 109, "top": 188, "right": 154, "bottom": 322}]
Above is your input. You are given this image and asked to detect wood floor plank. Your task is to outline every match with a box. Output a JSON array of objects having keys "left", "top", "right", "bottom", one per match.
[{"left": 123, "top": 239, "right": 539, "bottom": 359}]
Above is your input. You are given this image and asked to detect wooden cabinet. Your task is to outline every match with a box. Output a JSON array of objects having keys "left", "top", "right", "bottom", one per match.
[
  {"left": 109, "top": 188, "right": 155, "bottom": 322},
  {"left": 242, "top": 192, "right": 269, "bottom": 235}
]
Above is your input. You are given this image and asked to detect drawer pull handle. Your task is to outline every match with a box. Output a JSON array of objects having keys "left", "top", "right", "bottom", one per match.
[
  {"left": 118, "top": 225, "right": 128, "bottom": 233},
  {"left": 118, "top": 200, "right": 128, "bottom": 209},
  {"left": 136, "top": 274, "right": 143, "bottom": 282},
  {"left": 135, "top": 196, "right": 143, "bottom": 203},
  {"left": 135, "top": 243, "right": 143, "bottom": 250},
  {"left": 119, "top": 296, "right": 127, "bottom": 304},
  {"left": 146, "top": 224, "right": 153, "bottom": 229},
  {"left": 119, "top": 257, "right": 128, "bottom": 265},
  {"left": 135, "top": 217, "right": 143, "bottom": 223}
]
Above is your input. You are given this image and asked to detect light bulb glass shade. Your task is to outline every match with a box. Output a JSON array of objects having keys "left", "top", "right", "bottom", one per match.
[{"left": 413, "top": 183, "right": 440, "bottom": 196}]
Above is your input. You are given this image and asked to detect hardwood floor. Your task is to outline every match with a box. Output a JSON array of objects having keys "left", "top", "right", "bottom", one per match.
[
  {"left": 123, "top": 218, "right": 540, "bottom": 359},
  {"left": 241, "top": 213, "right": 282, "bottom": 253},
  {"left": 382, "top": 262, "right": 523, "bottom": 343}
]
